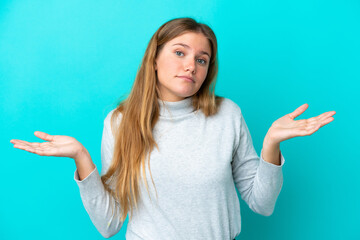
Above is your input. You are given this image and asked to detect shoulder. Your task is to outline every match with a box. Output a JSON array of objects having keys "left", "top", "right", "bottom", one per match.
[
  {"left": 104, "top": 109, "right": 116, "bottom": 123},
  {"left": 105, "top": 108, "right": 123, "bottom": 124},
  {"left": 103, "top": 108, "right": 123, "bottom": 137},
  {"left": 217, "top": 97, "right": 243, "bottom": 118}
]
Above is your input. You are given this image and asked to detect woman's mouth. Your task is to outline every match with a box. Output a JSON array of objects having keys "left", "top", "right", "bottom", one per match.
[{"left": 177, "top": 76, "right": 195, "bottom": 83}]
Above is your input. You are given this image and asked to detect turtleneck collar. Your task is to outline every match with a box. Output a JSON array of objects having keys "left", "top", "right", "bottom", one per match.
[{"left": 158, "top": 97, "right": 195, "bottom": 118}]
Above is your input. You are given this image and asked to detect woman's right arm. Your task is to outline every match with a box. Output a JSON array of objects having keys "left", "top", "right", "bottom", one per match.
[
  {"left": 74, "top": 147, "right": 96, "bottom": 181},
  {"left": 10, "top": 110, "right": 124, "bottom": 238},
  {"left": 73, "top": 111, "right": 124, "bottom": 238}
]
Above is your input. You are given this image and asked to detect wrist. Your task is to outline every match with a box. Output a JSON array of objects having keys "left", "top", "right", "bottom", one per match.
[
  {"left": 262, "top": 134, "right": 281, "bottom": 166},
  {"left": 74, "top": 146, "right": 89, "bottom": 162},
  {"left": 263, "top": 134, "right": 280, "bottom": 149},
  {"left": 74, "top": 148, "right": 95, "bottom": 181}
]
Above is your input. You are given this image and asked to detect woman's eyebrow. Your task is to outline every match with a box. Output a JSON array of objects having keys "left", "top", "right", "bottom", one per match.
[{"left": 172, "top": 43, "right": 210, "bottom": 58}]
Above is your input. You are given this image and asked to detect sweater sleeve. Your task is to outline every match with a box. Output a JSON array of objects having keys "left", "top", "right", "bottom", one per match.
[
  {"left": 74, "top": 110, "right": 124, "bottom": 238},
  {"left": 232, "top": 109, "right": 285, "bottom": 216}
]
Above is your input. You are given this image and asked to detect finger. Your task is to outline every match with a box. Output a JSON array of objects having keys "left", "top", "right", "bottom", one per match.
[
  {"left": 12, "top": 140, "right": 41, "bottom": 148},
  {"left": 320, "top": 117, "right": 335, "bottom": 127},
  {"left": 297, "top": 125, "right": 319, "bottom": 137},
  {"left": 288, "top": 103, "right": 309, "bottom": 120},
  {"left": 13, "top": 144, "right": 34, "bottom": 152},
  {"left": 319, "top": 111, "right": 336, "bottom": 122},
  {"left": 303, "top": 111, "right": 336, "bottom": 124},
  {"left": 13, "top": 143, "right": 55, "bottom": 156},
  {"left": 303, "top": 117, "right": 334, "bottom": 133},
  {"left": 305, "top": 122, "right": 321, "bottom": 131},
  {"left": 19, "top": 146, "right": 43, "bottom": 155},
  {"left": 34, "top": 131, "right": 54, "bottom": 142},
  {"left": 11, "top": 139, "right": 43, "bottom": 148},
  {"left": 305, "top": 113, "right": 329, "bottom": 124},
  {"left": 311, "top": 115, "right": 335, "bottom": 127},
  {"left": 29, "top": 147, "right": 56, "bottom": 156},
  {"left": 10, "top": 139, "right": 30, "bottom": 145},
  {"left": 294, "top": 115, "right": 335, "bottom": 137},
  {"left": 11, "top": 141, "right": 32, "bottom": 149}
]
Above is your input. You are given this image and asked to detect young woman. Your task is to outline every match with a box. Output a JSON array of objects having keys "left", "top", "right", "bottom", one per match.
[{"left": 10, "top": 18, "right": 335, "bottom": 239}]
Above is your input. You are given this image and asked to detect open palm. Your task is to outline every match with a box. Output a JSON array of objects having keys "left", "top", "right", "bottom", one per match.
[
  {"left": 10, "top": 131, "right": 83, "bottom": 159},
  {"left": 266, "top": 103, "right": 336, "bottom": 144}
]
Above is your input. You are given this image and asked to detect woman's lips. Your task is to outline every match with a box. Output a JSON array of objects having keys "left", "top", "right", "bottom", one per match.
[{"left": 177, "top": 76, "right": 195, "bottom": 83}]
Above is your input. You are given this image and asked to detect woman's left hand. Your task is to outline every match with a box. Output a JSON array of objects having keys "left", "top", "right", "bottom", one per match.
[{"left": 264, "top": 103, "right": 336, "bottom": 145}]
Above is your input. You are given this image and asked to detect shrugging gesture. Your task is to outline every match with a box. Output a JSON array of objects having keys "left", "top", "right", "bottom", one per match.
[
  {"left": 262, "top": 103, "right": 336, "bottom": 165},
  {"left": 10, "top": 131, "right": 95, "bottom": 180},
  {"left": 10, "top": 131, "right": 83, "bottom": 158}
]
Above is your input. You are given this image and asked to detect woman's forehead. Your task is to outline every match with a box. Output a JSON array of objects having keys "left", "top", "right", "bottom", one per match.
[{"left": 166, "top": 32, "right": 211, "bottom": 54}]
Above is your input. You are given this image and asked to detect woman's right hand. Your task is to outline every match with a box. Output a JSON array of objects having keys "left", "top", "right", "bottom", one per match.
[{"left": 10, "top": 131, "right": 84, "bottom": 160}]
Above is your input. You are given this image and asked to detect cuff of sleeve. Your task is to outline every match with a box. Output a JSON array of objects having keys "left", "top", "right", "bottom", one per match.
[
  {"left": 258, "top": 149, "right": 285, "bottom": 176},
  {"left": 74, "top": 166, "right": 102, "bottom": 192}
]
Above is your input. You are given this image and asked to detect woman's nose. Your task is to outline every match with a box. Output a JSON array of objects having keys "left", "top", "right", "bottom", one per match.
[{"left": 184, "top": 58, "right": 196, "bottom": 73}]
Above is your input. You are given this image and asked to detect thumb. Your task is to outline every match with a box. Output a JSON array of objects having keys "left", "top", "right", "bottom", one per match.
[
  {"left": 34, "top": 131, "right": 54, "bottom": 142},
  {"left": 288, "top": 103, "right": 309, "bottom": 120}
]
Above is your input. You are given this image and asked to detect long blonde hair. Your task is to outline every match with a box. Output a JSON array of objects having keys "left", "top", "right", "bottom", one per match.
[{"left": 101, "top": 17, "right": 223, "bottom": 222}]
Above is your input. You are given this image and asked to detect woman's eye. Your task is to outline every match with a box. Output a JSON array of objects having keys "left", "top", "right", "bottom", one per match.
[
  {"left": 197, "top": 59, "right": 207, "bottom": 65},
  {"left": 175, "top": 51, "right": 184, "bottom": 56}
]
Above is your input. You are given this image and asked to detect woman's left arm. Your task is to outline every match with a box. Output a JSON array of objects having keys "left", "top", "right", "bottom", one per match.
[{"left": 262, "top": 103, "right": 336, "bottom": 166}]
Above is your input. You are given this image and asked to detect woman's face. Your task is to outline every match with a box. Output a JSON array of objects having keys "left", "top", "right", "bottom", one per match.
[{"left": 155, "top": 32, "right": 211, "bottom": 102}]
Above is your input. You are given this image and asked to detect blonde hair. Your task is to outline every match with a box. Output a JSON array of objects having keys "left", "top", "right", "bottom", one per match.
[{"left": 101, "top": 17, "right": 223, "bottom": 222}]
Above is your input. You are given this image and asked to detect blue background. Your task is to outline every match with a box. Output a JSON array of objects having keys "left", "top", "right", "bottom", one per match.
[{"left": 1, "top": 0, "right": 359, "bottom": 239}]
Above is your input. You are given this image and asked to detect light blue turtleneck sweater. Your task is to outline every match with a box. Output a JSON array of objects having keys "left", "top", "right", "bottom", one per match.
[{"left": 74, "top": 97, "right": 285, "bottom": 239}]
